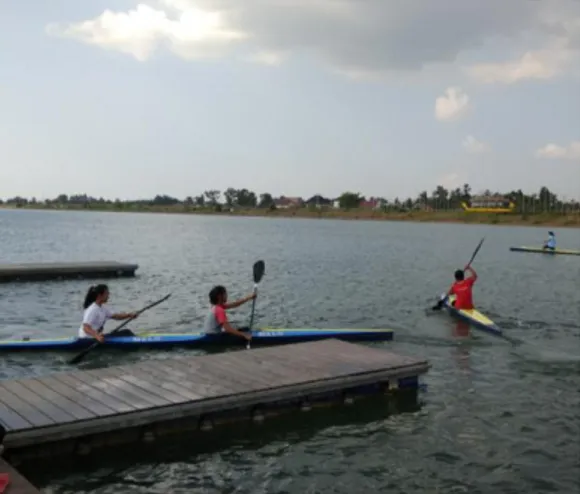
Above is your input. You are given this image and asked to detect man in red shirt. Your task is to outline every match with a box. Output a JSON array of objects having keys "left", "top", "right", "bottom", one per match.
[{"left": 447, "top": 265, "right": 477, "bottom": 310}]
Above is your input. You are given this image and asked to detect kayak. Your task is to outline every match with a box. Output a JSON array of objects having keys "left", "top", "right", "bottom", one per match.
[
  {"left": 510, "top": 246, "right": 580, "bottom": 256},
  {"left": 0, "top": 327, "right": 394, "bottom": 352},
  {"left": 443, "top": 295, "right": 502, "bottom": 337}
]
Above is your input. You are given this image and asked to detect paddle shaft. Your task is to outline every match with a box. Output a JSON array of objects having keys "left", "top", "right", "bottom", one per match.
[{"left": 69, "top": 293, "right": 171, "bottom": 364}]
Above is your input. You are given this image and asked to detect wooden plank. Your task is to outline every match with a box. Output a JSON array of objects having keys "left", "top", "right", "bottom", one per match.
[
  {"left": 55, "top": 374, "right": 137, "bottom": 414},
  {"left": 192, "top": 357, "right": 271, "bottom": 391},
  {"left": 38, "top": 376, "right": 117, "bottom": 417},
  {"left": 138, "top": 361, "right": 205, "bottom": 401},
  {"left": 0, "top": 381, "right": 77, "bottom": 425},
  {"left": 0, "top": 387, "right": 53, "bottom": 428},
  {"left": 117, "top": 371, "right": 187, "bottom": 404},
  {"left": 201, "top": 352, "right": 286, "bottom": 391},
  {"left": 18, "top": 379, "right": 97, "bottom": 421},
  {"left": 158, "top": 359, "right": 239, "bottom": 396},
  {"left": 73, "top": 370, "right": 166, "bottom": 409},
  {"left": 0, "top": 401, "right": 31, "bottom": 431}
]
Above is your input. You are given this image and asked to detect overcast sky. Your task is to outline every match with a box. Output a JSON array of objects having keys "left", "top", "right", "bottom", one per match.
[{"left": 1, "top": 0, "right": 579, "bottom": 200}]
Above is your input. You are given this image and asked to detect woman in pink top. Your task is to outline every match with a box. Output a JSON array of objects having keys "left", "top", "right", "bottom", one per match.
[{"left": 203, "top": 285, "right": 255, "bottom": 342}]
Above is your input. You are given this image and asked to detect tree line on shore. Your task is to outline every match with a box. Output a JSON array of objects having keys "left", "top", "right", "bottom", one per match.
[{"left": 1, "top": 184, "right": 578, "bottom": 214}]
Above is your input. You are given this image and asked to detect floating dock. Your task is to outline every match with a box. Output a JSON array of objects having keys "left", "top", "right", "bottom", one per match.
[
  {"left": 0, "top": 261, "right": 139, "bottom": 282},
  {"left": 0, "top": 339, "right": 428, "bottom": 465}
]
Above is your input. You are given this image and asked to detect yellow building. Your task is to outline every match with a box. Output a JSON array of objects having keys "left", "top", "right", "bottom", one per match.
[{"left": 461, "top": 196, "right": 515, "bottom": 213}]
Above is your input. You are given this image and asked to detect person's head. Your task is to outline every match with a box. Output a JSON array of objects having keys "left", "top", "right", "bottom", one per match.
[
  {"left": 83, "top": 284, "right": 109, "bottom": 309},
  {"left": 209, "top": 285, "right": 227, "bottom": 306},
  {"left": 549, "top": 231, "right": 554, "bottom": 236},
  {"left": 454, "top": 269, "right": 465, "bottom": 281}
]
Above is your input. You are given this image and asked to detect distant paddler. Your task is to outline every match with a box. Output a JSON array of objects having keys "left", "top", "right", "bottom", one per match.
[
  {"left": 79, "top": 284, "right": 138, "bottom": 342},
  {"left": 204, "top": 285, "right": 255, "bottom": 343},
  {"left": 543, "top": 231, "right": 556, "bottom": 251}
]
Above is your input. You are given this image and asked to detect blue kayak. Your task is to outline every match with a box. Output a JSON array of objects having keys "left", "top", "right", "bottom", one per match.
[{"left": 0, "top": 327, "right": 394, "bottom": 352}]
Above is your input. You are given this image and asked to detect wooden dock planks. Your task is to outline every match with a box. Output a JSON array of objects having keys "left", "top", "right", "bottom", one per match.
[
  {"left": 0, "top": 261, "right": 138, "bottom": 282},
  {"left": 0, "top": 339, "right": 429, "bottom": 452}
]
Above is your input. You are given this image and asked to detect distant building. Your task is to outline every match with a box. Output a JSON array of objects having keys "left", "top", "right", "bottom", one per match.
[
  {"left": 305, "top": 195, "right": 332, "bottom": 208},
  {"left": 274, "top": 196, "right": 304, "bottom": 209},
  {"left": 359, "top": 198, "right": 385, "bottom": 210}
]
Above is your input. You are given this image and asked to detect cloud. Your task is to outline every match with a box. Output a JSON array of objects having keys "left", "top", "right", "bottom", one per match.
[
  {"left": 535, "top": 141, "right": 580, "bottom": 160},
  {"left": 435, "top": 87, "right": 470, "bottom": 122},
  {"left": 467, "top": 47, "right": 575, "bottom": 84},
  {"left": 46, "top": 0, "right": 580, "bottom": 81},
  {"left": 46, "top": 3, "right": 247, "bottom": 62},
  {"left": 246, "top": 50, "right": 286, "bottom": 66},
  {"left": 463, "top": 135, "right": 490, "bottom": 153}
]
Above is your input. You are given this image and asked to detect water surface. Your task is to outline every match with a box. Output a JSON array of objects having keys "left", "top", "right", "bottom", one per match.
[{"left": 1, "top": 209, "right": 579, "bottom": 493}]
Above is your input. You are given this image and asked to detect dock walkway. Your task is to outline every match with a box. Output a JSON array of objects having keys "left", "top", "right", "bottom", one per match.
[
  {"left": 0, "top": 261, "right": 139, "bottom": 282},
  {"left": 1, "top": 339, "right": 429, "bottom": 463}
]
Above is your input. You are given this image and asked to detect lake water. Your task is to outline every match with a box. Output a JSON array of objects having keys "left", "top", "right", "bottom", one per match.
[{"left": 1, "top": 209, "right": 579, "bottom": 493}]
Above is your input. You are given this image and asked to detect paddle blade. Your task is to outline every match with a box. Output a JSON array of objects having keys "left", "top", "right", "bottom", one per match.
[{"left": 253, "top": 260, "right": 265, "bottom": 284}]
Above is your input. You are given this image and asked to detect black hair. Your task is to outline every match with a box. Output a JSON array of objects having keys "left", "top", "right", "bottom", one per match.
[
  {"left": 454, "top": 270, "right": 464, "bottom": 281},
  {"left": 209, "top": 285, "right": 226, "bottom": 305},
  {"left": 83, "top": 284, "right": 109, "bottom": 309},
  {"left": 548, "top": 231, "right": 554, "bottom": 236}
]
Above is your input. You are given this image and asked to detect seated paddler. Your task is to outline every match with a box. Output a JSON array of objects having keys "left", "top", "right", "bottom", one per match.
[
  {"left": 79, "top": 284, "right": 138, "bottom": 342},
  {"left": 204, "top": 285, "right": 255, "bottom": 342},
  {"left": 543, "top": 231, "right": 556, "bottom": 250}
]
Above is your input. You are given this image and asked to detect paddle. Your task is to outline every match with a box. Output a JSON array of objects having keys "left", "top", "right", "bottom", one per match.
[
  {"left": 432, "top": 237, "right": 485, "bottom": 311},
  {"left": 68, "top": 293, "right": 172, "bottom": 365},
  {"left": 246, "top": 260, "right": 265, "bottom": 349}
]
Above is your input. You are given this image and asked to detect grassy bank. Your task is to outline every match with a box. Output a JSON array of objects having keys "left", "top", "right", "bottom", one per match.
[{"left": 2, "top": 204, "right": 579, "bottom": 227}]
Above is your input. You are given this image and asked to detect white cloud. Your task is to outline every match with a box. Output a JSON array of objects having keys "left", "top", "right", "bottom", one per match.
[
  {"left": 463, "top": 135, "right": 490, "bottom": 154},
  {"left": 435, "top": 87, "right": 470, "bottom": 122},
  {"left": 467, "top": 47, "right": 574, "bottom": 84},
  {"left": 46, "top": 3, "right": 247, "bottom": 62},
  {"left": 246, "top": 50, "right": 286, "bottom": 66},
  {"left": 535, "top": 141, "right": 580, "bottom": 160},
  {"left": 45, "top": 0, "right": 580, "bottom": 82}
]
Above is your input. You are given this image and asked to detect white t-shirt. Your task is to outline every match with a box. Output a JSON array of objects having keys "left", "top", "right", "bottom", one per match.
[{"left": 78, "top": 302, "right": 114, "bottom": 338}]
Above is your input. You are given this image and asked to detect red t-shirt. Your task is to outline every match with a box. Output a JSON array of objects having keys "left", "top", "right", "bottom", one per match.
[
  {"left": 213, "top": 305, "right": 227, "bottom": 325},
  {"left": 450, "top": 277, "right": 475, "bottom": 310}
]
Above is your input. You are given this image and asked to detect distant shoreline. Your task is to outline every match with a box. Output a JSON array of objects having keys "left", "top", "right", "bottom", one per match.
[{"left": 1, "top": 204, "right": 579, "bottom": 228}]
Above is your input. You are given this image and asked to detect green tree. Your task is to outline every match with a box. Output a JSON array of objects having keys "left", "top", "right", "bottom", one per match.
[
  {"left": 338, "top": 192, "right": 363, "bottom": 209},
  {"left": 204, "top": 189, "right": 221, "bottom": 205},
  {"left": 224, "top": 188, "right": 238, "bottom": 207},
  {"left": 237, "top": 188, "right": 257, "bottom": 207},
  {"left": 258, "top": 193, "right": 274, "bottom": 208}
]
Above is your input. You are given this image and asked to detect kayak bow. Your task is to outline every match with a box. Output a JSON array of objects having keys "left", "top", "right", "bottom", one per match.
[
  {"left": 0, "top": 327, "right": 394, "bottom": 352},
  {"left": 443, "top": 295, "right": 503, "bottom": 337}
]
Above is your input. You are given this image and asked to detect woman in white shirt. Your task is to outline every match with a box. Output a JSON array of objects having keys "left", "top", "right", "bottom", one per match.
[{"left": 79, "top": 284, "right": 138, "bottom": 342}]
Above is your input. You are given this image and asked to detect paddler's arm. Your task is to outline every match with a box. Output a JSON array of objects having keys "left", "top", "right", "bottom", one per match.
[
  {"left": 222, "top": 320, "right": 252, "bottom": 341},
  {"left": 223, "top": 293, "right": 256, "bottom": 310},
  {"left": 82, "top": 324, "right": 105, "bottom": 343},
  {"left": 110, "top": 311, "right": 138, "bottom": 321},
  {"left": 465, "top": 266, "right": 478, "bottom": 281}
]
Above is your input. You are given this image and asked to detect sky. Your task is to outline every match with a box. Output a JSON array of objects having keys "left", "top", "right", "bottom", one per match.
[{"left": 1, "top": 0, "right": 579, "bottom": 201}]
